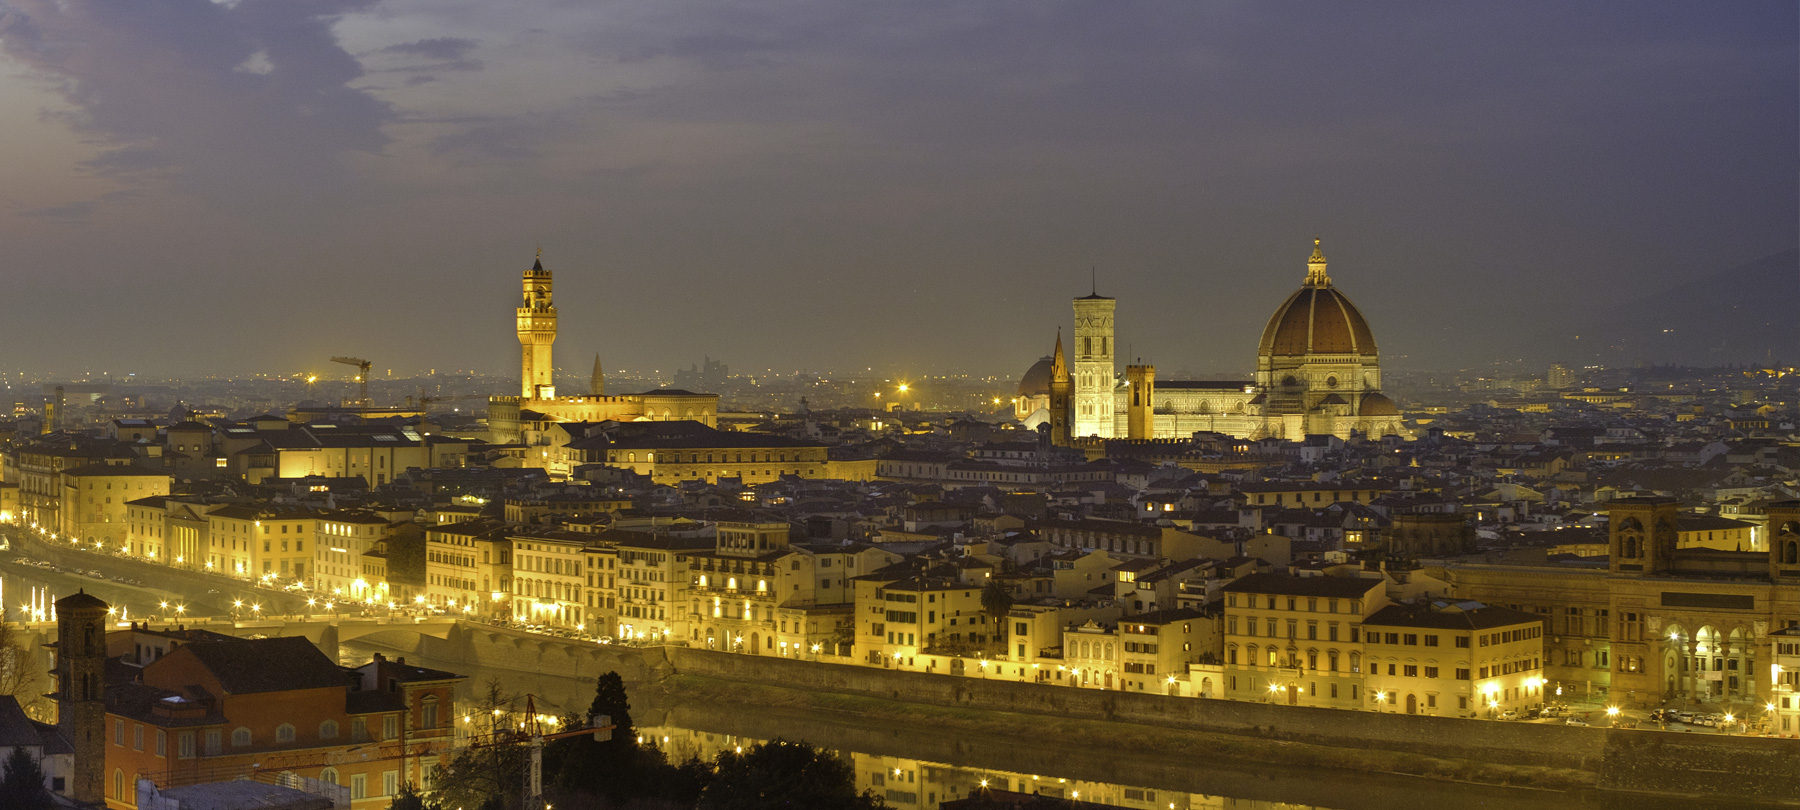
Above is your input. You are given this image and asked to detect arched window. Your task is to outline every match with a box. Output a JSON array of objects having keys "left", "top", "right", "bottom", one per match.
[
  {"left": 320, "top": 720, "right": 339, "bottom": 739},
  {"left": 114, "top": 769, "right": 124, "bottom": 800},
  {"left": 1785, "top": 541, "right": 1798, "bottom": 565},
  {"left": 275, "top": 724, "right": 295, "bottom": 744},
  {"left": 232, "top": 727, "right": 251, "bottom": 747},
  {"left": 321, "top": 768, "right": 339, "bottom": 785}
]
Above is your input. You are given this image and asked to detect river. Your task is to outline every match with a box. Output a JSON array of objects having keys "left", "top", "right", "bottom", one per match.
[{"left": 336, "top": 638, "right": 1762, "bottom": 810}]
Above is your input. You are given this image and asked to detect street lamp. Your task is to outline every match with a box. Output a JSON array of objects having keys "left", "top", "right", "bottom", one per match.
[{"left": 1606, "top": 706, "right": 1621, "bottom": 727}]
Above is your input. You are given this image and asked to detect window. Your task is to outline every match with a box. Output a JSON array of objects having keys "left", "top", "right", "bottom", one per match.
[
  {"left": 114, "top": 719, "right": 124, "bottom": 746},
  {"left": 178, "top": 731, "right": 195, "bottom": 759},
  {"left": 276, "top": 724, "right": 296, "bottom": 743},
  {"left": 383, "top": 770, "right": 398, "bottom": 797},
  {"left": 134, "top": 724, "right": 144, "bottom": 751},
  {"left": 422, "top": 700, "right": 439, "bottom": 730},
  {"left": 352, "top": 718, "right": 368, "bottom": 741},
  {"left": 232, "top": 727, "right": 251, "bottom": 747},
  {"left": 321, "top": 720, "right": 339, "bottom": 739},
  {"left": 1425, "top": 635, "right": 1439, "bottom": 647},
  {"left": 1403, "top": 665, "right": 1418, "bottom": 677},
  {"left": 321, "top": 768, "right": 339, "bottom": 786},
  {"left": 1455, "top": 636, "right": 1470, "bottom": 649},
  {"left": 351, "top": 774, "right": 367, "bottom": 800},
  {"left": 156, "top": 729, "right": 167, "bottom": 757},
  {"left": 383, "top": 715, "right": 398, "bottom": 740},
  {"left": 1424, "top": 666, "right": 1439, "bottom": 679},
  {"left": 205, "top": 730, "right": 223, "bottom": 756}
]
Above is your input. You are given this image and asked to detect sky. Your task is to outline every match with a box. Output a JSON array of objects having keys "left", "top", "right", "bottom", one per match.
[{"left": 0, "top": 1, "right": 1793, "bottom": 382}]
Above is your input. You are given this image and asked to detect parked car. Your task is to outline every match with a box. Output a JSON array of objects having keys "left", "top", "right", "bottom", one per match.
[
  {"left": 1565, "top": 716, "right": 1590, "bottom": 726},
  {"left": 1499, "top": 709, "right": 1520, "bottom": 721}
]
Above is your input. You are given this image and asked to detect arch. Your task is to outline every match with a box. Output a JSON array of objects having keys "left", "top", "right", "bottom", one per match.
[
  {"left": 275, "top": 723, "right": 295, "bottom": 743},
  {"left": 114, "top": 769, "right": 125, "bottom": 801},
  {"left": 1199, "top": 677, "right": 1213, "bottom": 698},
  {"left": 750, "top": 632, "right": 760, "bottom": 654},
  {"left": 1619, "top": 517, "right": 1643, "bottom": 532},
  {"left": 1623, "top": 536, "right": 1639, "bottom": 559},
  {"left": 1405, "top": 694, "right": 1417, "bottom": 714},
  {"left": 1784, "top": 540, "right": 1798, "bottom": 565},
  {"left": 232, "top": 727, "right": 252, "bottom": 747},
  {"left": 320, "top": 768, "right": 339, "bottom": 786},
  {"left": 320, "top": 720, "right": 339, "bottom": 739}
]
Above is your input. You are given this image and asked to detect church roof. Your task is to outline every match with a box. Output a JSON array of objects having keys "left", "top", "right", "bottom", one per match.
[
  {"left": 1258, "top": 285, "right": 1377, "bottom": 358},
  {"left": 1017, "top": 356, "right": 1054, "bottom": 397},
  {"left": 1258, "top": 239, "right": 1377, "bottom": 358}
]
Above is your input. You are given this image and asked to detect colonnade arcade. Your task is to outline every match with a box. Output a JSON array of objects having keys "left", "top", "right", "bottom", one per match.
[{"left": 1661, "top": 620, "right": 1759, "bottom": 703}]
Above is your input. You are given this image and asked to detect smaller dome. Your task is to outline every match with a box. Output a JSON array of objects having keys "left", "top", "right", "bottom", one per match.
[
  {"left": 1359, "top": 392, "right": 1399, "bottom": 416},
  {"left": 1017, "top": 356, "right": 1054, "bottom": 397}
]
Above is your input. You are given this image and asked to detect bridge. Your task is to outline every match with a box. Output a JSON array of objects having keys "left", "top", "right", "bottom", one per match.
[{"left": 15, "top": 614, "right": 463, "bottom": 663}]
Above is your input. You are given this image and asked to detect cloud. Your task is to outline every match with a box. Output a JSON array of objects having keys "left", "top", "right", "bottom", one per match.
[
  {"left": 382, "top": 36, "right": 476, "bottom": 62},
  {"left": 0, "top": 0, "right": 392, "bottom": 210}
]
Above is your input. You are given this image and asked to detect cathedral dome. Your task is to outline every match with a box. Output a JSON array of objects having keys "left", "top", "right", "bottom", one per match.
[
  {"left": 1358, "top": 392, "right": 1399, "bottom": 416},
  {"left": 1257, "top": 240, "right": 1377, "bottom": 359},
  {"left": 1018, "top": 356, "right": 1054, "bottom": 397}
]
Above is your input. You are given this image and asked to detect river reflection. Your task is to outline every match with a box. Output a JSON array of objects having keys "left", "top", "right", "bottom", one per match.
[
  {"left": 338, "top": 639, "right": 1765, "bottom": 810},
  {"left": 640, "top": 721, "right": 1320, "bottom": 810}
]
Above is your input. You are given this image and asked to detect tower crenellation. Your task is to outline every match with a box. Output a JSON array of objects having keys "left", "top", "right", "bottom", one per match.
[{"left": 518, "top": 252, "right": 558, "bottom": 398}]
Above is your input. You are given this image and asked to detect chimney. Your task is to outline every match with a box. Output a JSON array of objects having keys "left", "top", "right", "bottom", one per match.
[{"left": 372, "top": 652, "right": 385, "bottom": 663}]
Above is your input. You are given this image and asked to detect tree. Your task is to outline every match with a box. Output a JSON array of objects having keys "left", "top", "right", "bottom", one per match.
[
  {"left": 0, "top": 746, "right": 53, "bottom": 810},
  {"left": 430, "top": 678, "right": 525, "bottom": 810},
  {"left": 697, "top": 740, "right": 881, "bottom": 810},
  {"left": 980, "top": 579, "right": 1014, "bottom": 654},
  {"left": 0, "top": 612, "right": 40, "bottom": 712},
  {"left": 386, "top": 783, "right": 439, "bottom": 810},
  {"left": 545, "top": 671, "right": 644, "bottom": 801}
]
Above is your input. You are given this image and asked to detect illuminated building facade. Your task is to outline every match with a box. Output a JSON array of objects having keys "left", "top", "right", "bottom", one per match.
[
  {"left": 487, "top": 252, "right": 719, "bottom": 444},
  {"left": 1023, "top": 240, "right": 1408, "bottom": 442}
]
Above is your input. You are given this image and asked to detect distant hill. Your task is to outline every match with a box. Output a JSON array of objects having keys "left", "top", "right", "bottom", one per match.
[{"left": 1538, "top": 249, "right": 1797, "bottom": 366}]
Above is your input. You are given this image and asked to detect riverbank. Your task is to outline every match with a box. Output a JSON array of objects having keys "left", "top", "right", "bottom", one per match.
[{"left": 405, "top": 622, "right": 1799, "bottom": 805}]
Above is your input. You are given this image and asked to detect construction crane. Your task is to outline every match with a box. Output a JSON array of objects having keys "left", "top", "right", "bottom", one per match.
[{"left": 330, "top": 356, "right": 372, "bottom": 407}]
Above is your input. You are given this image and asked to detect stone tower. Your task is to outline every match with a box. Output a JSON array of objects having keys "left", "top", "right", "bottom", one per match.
[
  {"left": 1608, "top": 497, "right": 1679, "bottom": 575},
  {"left": 1125, "top": 363, "right": 1155, "bottom": 440},
  {"left": 1072, "top": 290, "right": 1116, "bottom": 438},
  {"left": 1767, "top": 500, "right": 1800, "bottom": 579},
  {"left": 517, "top": 252, "right": 557, "bottom": 399},
  {"left": 590, "top": 353, "right": 605, "bottom": 397},
  {"left": 54, "top": 590, "right": 108, "bottom": 805},
  {"left": 1047, "top": 333, "right": 1072, "bottom": 447}
]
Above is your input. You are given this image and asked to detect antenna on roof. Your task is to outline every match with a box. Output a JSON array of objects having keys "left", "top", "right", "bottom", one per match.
[{"left": 1091, "top": 266, "right": 1097, "bottom": 296}]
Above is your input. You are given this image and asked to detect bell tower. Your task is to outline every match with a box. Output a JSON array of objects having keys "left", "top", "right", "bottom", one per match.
[
  {"left": 518, "top": 251, "right": 557, "bottom": 399},
  {"left": 1768, "top": 500, "right": 1800, "bottom": 580},
  {"left": 1607, "top": 497, "right": 1679, "bottom": 575},
  {"left": 1125, "top": 363, "right": 1155, "bottom": 440},
  {"left": 1072, "top": 289, "right": 1116, "bottom": 438},
  {"left": 1048, "top": 333, "right": 1072, "bottom": 447},
  {"left": 53, "top": 590, "right": 109, "bottom": 805}
]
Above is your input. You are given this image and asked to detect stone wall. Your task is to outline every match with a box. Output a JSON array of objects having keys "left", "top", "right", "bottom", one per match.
[
  {"left": 1598, "top": 731, "right": 1800, "bottom": 803},
  {"left": 664, "top": 646, "right": 1605, "bottom": 771}
]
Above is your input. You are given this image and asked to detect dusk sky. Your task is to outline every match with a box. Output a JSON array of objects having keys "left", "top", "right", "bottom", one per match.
[{"left": 0, "top": 1, "right": 1793, "bottom": 381}]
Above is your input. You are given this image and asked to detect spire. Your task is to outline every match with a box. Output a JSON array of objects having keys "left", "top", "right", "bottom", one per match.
[
  {"left": 1305, "top": 237, "right": 1330, "bottom": 287},
  {"left": 590, "top": 353, "right": 605, "bottom": 396},
  {"left": 1051, "top": 330, "right": 1069, "bottom": 380}
]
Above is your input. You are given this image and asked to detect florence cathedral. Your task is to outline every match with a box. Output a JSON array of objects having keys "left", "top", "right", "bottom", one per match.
[{"left": 1016, "top": 239, "right": 1407, "bottom": 443}]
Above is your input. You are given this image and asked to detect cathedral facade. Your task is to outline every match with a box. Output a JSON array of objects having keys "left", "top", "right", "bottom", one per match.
[
  {"left": 488, "top": 253, "right": 718, "bottom": 444},
  {"left": 1017, "top": 240, "right": 1406, "bottom": 442}
]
